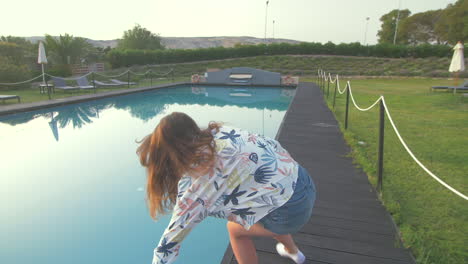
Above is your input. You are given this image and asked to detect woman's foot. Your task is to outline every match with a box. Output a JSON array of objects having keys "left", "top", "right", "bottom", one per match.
[{"left": 276, "top": 243, "right": 306, "bottom": 264}]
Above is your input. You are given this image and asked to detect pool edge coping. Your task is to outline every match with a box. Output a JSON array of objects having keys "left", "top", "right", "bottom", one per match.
[
  {"left": 0, "top": 82, "right": 296, "bottom": 117},
  {"left": 0, "top": 82, "right": 185, "bottom": 116}
]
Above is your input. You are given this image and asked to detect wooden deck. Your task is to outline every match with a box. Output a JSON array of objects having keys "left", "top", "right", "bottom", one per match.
[{"left": 221, "top": 82, "right": 415, "bottom": 264}]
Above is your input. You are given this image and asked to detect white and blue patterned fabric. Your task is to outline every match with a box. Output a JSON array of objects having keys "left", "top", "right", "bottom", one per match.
[{"left": 153, "top": 126, "right": 299, "bottom": 264}]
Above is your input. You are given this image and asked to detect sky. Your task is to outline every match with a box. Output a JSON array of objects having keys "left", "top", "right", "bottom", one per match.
[{"left": 1, "top": 0, "right": 457, "bottom": 45}]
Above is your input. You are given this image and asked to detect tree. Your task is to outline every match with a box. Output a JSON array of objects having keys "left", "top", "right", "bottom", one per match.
[
  {"left": 0, "top": 41, "right": 26, "bottom": 63},
  {"left": 117, "top": 24, "right": 164, "bottom": 50},
  {"left": 0, "top": 36, "right": 35, "bottom": 60},
  {"left": 435, "top": 0, "right": 468, "bottom": 44},
  {"left": 0, "top": 37, "right": 36, "bottom": 82},
  {"left": 377, "top": 9, "right": 411, "bottom": 44},
  {"left": 0, "top": 42, "right": 31, "bottom": 82},
  {"left": 45, "top": 34, "right": 92, "bottom": 65},
  {"left": 399, "top": 10, "right": 444, "bottom": 44},
  {"left": 1, "top": 36, "right": 34, "bottom": 49}
]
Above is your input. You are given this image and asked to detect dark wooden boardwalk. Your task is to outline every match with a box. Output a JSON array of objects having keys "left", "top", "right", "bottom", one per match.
[{"left": 221, "top": 82, "right": 415, "bottom": 264}]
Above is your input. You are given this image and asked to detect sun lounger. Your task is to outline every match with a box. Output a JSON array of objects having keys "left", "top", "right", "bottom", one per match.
[
  {"left": 110, "top": 79, "right": 136, "bottom": 85},
  {"left": 448, "top": 86, "right": 468, "bottom": 92},
  {"left": 431, "top": 80, "right": 468, "bottom": 92},
  {"left": 76, "top": 76, "right": 95, "bottom": 90},
  {"left": 431, "top": 86, "right": 449, "bottom": 91},
  {"left": 0, "top": 95, "right": 20, "bottom": 103},
  {"left": 93, "top": 80, "right": 121, "bottom": 87},
  {"left": 52, "top": 77, "right": 79, "bottom": 92}
]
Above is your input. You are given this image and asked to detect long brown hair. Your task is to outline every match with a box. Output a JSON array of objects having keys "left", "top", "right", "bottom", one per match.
[{"left": 137, "top": 112, "right": 220, "bottom": 219}]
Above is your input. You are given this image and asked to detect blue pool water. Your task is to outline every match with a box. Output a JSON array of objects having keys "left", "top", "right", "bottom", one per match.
[{"left": 0, "top": 85, "right": 295, "bottom": 264}]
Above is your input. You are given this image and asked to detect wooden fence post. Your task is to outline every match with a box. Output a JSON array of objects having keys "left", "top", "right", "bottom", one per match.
[
  {"left": 377, "top": 100, "right": 385, "bottom": 192},
  {"left": 127, "top": 71, "right": 130, "bottom": 89},
  {"left": 92, "top": 72, "right": 96, "bottom": 93},
  {"left": 345, "top": 84, "right": 350, "bottom": 129},
  {"left": 333, "top": 80, "right": 337, "bottom": 109}
]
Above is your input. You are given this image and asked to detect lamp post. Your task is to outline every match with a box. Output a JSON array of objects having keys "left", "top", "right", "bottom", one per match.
[
  {"left": 393, "top": 0, "right": 401, "bottom": 45},
  {"left": 264, "top": 1, "right": 269, "bottom": 44},
  {"left": 364, "top": 17, "right": 370, "bottom": 45},
  {"left": 272, "top": 20, "right": 275, "bottom": 39}
]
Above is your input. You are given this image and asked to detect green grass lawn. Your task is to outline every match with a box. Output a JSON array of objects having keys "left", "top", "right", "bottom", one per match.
[
  {"left": 303, "top": 77, "right": 468, "bottom": 264},
  {"left": 0, "top": 77, "right": 188, "bottom": 106}
]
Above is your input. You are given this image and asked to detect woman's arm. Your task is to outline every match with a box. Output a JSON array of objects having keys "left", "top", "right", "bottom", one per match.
[{"left": 152, "top": 193, "right": 207, "bottom": 264}]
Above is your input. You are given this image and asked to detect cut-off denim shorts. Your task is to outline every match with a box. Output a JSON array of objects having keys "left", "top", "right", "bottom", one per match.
[{"left": 259, "top": 165, "right": 316, "bottom": 235}]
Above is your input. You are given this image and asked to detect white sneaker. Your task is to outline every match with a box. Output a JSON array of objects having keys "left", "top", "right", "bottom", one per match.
[{"left": 275, "top": 243, "right": 306, "bottom": 264}]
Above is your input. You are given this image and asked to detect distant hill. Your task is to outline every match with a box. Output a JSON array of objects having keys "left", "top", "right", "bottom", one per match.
[
  {"left": 24, "top": 36, "right": 302, "bottom": 49},
  {"left": 161, "top": 36, "right": 301, "bottom": 49}
]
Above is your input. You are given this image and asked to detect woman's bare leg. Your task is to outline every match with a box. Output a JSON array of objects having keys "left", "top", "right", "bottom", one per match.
[
  {"left": 227, "top": 221, "right": 300, "bottom": 264},
  {"left": 227, "top": 222, "right": 258, "bottom": 264}
]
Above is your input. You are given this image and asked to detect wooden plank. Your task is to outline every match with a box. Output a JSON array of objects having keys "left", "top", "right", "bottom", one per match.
[
  {"left": 299, "top": 223, "right": 397, "bottom": 246},
  {"left": 254, "top": 237, "right": 412, "bottom": 264},
  {"left": 307, "top": 215, "right": 395, "bottom": 235},
  {"left": 312, "top": 194, "right": 383, "bottom": 208},
  {"left": 230, "top": 250, "right": 331, "bottom": 264},
  {"left": 284, "top": 233, "right": 412, "bottom": 261},
  {"left": 313, "top": 204, "right": 390, "bottom": 222},
  {"left": 221, "top": 244, "right": 234, "bottom": 264},
  {"left": 314, "top": 200, "right": 387, "bottom": 215}
]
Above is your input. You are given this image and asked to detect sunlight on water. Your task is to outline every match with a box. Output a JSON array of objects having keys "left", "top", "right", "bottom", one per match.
[{"left": 0, "top": 85, "right": 295, "bottom": 264}]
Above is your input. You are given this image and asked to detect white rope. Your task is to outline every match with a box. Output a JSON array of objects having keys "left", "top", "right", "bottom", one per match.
[
  {"left": 129, "top": 68, "right": 174, "bottom": 77},
  {"left": 347, "top": 81, "right": 383, "bottom": 111},
  {"left": 328, "top": 73, "right": 333, "bottom": 83},
  {"left": 94, "top": 70, "right": 130, "bottom": 78},
  {"left": 155, "top": 68, "right": 174, "bottom": 76},
  {"left": 328, "top": 73, "right": 336, "bottom": 84},
  {"left": 129, "top": 69, "right": 151, "bottom": 76},
  {"left": 381, "top": 97, "right": 468, "bottom": 200},
  {"left": 336, "top": 76, "right": 347, "bottom": 94},
  {"left": 0, "top": 74, "right": 44, "bottom": 85},
  {"left": 46, "top": 72, "right": 93, "bottom": 80}
]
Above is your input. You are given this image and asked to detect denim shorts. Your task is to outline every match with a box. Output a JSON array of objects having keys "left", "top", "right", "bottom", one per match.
[{"left": 259, "top": 165, "right": 316, "bottom": 235}]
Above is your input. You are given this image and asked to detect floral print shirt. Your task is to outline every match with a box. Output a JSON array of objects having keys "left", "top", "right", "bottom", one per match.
[{"left": 153, "top": 126, "right": 299, "bottom": 264}]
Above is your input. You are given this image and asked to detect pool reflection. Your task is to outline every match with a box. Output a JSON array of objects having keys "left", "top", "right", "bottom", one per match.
[{"left": 0, "top": 85, "right": 295, "bottom": 264}]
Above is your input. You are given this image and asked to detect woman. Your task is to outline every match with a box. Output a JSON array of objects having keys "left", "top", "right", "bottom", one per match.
[{"left": 137, "top": 112, "right": 316, "bottom": 264}]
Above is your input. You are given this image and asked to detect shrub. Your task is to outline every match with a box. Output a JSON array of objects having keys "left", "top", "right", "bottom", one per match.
[
  {"left": 429, "top": 70, "right": 449, "bottom": 77},
  {"left": 107, "top": 42, "right": 455, "bottom": 69},
  {"left": 47, "top": 64, "right": 72, "bottom": 77},
  {"left": 0, "top": 55, "right": 31, "bottom": 84}
]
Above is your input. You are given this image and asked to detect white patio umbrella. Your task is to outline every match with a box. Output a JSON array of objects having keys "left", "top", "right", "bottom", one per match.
[
  {"left": 449, "top": 41, "right": 465, "bottom": 88},
  {"left": 38, "top": 41, "right": 48, "bottom": 85}
]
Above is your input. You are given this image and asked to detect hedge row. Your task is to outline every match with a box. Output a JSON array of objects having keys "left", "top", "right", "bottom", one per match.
[{"left": 107, "top": 42, "right": 454, "bottom": 68}]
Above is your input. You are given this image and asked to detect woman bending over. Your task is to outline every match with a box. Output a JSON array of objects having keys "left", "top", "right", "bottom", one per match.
[{"left": 137, "top": 112, "right": 316, "bottom": 264}]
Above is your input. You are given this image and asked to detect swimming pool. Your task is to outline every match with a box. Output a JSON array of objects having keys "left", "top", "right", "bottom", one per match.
[{"left": 0, "top": 85, "right": 295, "bottom": 264}]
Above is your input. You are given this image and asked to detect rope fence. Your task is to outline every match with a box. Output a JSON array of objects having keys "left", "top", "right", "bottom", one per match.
[
  {"left": 319, "top": 69, "right": 467, "bottom": 201},
  {"left": 45, "top": 71, "right": 94, "bottom": 80},
  {"left": 0, "top": 67, "right": 176, "bottom": 101},
  {"left": 94, "top": 70, "right": 130, "bottom": 78},
  {"left": 0, "top": 68, "right": 176, "bottom": 86},
  {"left": 0, "top": 74, "right": 45, "bottom": 86}
]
